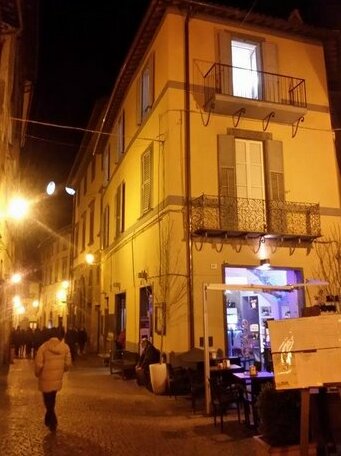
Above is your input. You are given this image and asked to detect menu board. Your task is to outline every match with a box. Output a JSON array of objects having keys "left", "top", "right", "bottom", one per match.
[{"left": 268, "top": 314, "right": 341, "bottom": 390}]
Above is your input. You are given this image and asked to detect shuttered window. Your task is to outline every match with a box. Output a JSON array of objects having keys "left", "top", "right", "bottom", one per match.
[
  {"left": 115, "top": 182, "right": 125, "bottom": 237},
  {"left": 218, "top": 135, "right": 285, "bottom": 233},
  {"left": 114, "top": 111, "right": 125, "bottom": 163},
  {"left": 88, "top": 200, "right": 95, "bottom": 245},
  {"left": 102, "top": 205, "right": 110, "bottom": 249},
  {"left": 264, "top": 140, "right": 285, "bottom": 201},
  {"left": 141, "top": 146, "right": 153, "bottom": 214},
  {"left": 136, "top": 53, "right": 155, "bottom": 125}
]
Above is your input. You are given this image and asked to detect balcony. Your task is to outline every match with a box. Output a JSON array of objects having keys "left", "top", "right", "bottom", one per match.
[
  {"left": 204, "top": 63, "right": 307, "bottom": 124},
  {"left": 191, "top": 195, "right": 320, "bottom": 241}
]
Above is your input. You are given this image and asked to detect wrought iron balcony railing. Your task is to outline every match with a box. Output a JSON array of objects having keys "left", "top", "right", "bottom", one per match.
[
  {"left": 191, "top": 195, "right": 320, "bottom": 240},
  {"left": 204, "top": 63, "right": 307, "bottom": 110}
]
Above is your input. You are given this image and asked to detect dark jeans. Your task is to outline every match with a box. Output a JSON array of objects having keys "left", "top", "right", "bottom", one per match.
[
  {"left": 136, "top": 367, "right": 152, "bottom": 391},
  {"left": 43, "top": 391, "right": 57, "bottom": 428}
]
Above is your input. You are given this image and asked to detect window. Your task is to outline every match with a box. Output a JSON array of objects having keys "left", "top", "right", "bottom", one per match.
[
  {"left": 61, "top": 257, "right": 67, "bottom": 279},
  {"left": 81, "top": 212, "right": 86, "bottom": 251},
  {"left": 83, "top": 170, "right": 87, "bottom": 195},
  {"left": 235, "top": 139, "right": 265, "bottom": 200},
  {"left": 218, "top": 134, "right": 285, "bottom": 232},
  {"left": 103, "top": 144, "right": 111, "bottom": 185},
  {"left": 137, "top": 53, "right": 154, "bottom": 125},
  {"left": 102, "top": 205, "right": 110, "bottom": 249},
  {"left": 54, "top": 260, "right": 59, "bottom": 283},
  {"left": 141, "top": 146, "right": 153, "bottom": 214},
  {"left": 115, "top": 182, "right": 125, "bottom": 237},
  {"left": 231, "top": 39, "right": 260, "bottom": 100},
  {"left": 91, "top": 156, "right": 96, "bottom": 181},
  {"left": 218, "top": 31, "right": 278, "bottom": 102},
  {"left": 74, "top": 224, "right": 79, "bottom": 258},
  {"left": 116, "top": 111, "right": 125, "bottom": 162},
  {"left": 88, "top": 200, "right": 95, "bottom": 245}
]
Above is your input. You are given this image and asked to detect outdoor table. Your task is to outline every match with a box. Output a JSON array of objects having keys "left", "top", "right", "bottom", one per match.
[
  {"left": 210, "top": 363, "right": 243, "bottom": 374},
  {"left": 232, "top": 371, "right": 274, "bottom": 429},
  {"left": 210, "top": 364, "right": 243, "bottom": 382}
]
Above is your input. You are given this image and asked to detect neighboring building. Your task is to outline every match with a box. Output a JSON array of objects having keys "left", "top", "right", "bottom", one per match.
[
  {"left": 38, "top": 226, "right": 72, "bottom": 331},
  {"left": 13, "top": 279, "right": 40, "bottom": 329},
  {"left": 68, "top": 0, "right": 341, "bottom": 360},
  {"left": 67, "top": 100, "right": 106, "bottom": 352},
  {"left": 0, "top": 0, "right": 37, "bottom": 363}
]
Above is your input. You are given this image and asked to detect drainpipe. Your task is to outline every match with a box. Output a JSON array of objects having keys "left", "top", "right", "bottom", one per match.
[{"left": 184, "top": 9, "right": 194, "bottom": 348}]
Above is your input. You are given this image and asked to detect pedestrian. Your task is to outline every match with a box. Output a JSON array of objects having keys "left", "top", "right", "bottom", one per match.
[
  {"left": 34, "top": 326, "right": 72, "bottom": 432},
  {"left": 65, "top": 326, "right": 78, "bottom": 361},
  {"left": 77, "top": 327, "right": 88, "bottom": 355},
  {"left": 135, "top": 338, "right": 160, "bottom": 390}
]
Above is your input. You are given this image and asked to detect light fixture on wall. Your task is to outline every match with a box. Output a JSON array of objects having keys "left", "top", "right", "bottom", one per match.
[
  {"left": 258, "top": 258, "right": 271, "bottom": 270},
  {"left": 137, "top": 270, "right": 148, "bottom": 280}
]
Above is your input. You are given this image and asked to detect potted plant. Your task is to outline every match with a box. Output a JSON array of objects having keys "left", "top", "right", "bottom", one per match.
[{"left": 254, "top": 383, "right": 317, "bottom": 455}]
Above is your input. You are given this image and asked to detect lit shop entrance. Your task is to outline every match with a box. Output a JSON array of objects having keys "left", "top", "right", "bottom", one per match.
[{"left": 224, "top": 266, "right": 304, "bottom": 365}]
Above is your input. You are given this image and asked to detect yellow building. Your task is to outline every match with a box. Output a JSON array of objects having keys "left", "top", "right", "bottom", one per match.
[
  {"left": 0, "top": 2, "right": 37, "bottom": 363},
  {"left": 67, "top": 100, "right": 106, "bottom": 352},
  {"left": 69, "top": 0, "right": 341, "bottom": 360},
  {"left": 39, "top": 226, "right": 72, "bottom": 331}
]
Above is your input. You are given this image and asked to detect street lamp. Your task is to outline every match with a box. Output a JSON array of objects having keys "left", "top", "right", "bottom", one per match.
[
  {"left": 85, "top": 253, "right": 95, "bottom": 265},
  {"left": 7, "top": 197, "right": 30, "bottom": 220},
  {"left": 10, "top": 273, "right": 22, "bottom": 284},
  {"left": 46, "top": 181, "right": 76, "bottom": 196}
]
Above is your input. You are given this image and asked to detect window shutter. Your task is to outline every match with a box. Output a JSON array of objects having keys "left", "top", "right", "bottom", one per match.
[
  {"left": 262, "top": 42, "right": 279, "bottom": 103},
  {"left": 218, "top": 31, "right": 232, "bottom": 65},
  {"left": 218, "top": 135, "right": 237, "bottom": 230},
  {"left": 264, "top": 140, "right": 284, "bottom": 201},
  {"left": 217, "top": 135, "right": 236, "bottom": 197},
  {"left": 262, "top": 42, "right": 278, "bottom": 74},
  {"left": 115, "top": 185, "right": 121, "bottom": 237},
  {"left": 148, "top": 53, "right": 155, "bottom": 109},
  {"left": 121, "top": 111, "right": 125, "bottom": 154},
  {"left": 217, "top": 31, "right": 232, "bottom": 95},
  {"left": 141, "top": 148, "right": 152, "bottom": 213},
  {"left": 136, "top": 76, "right": 142, "bottom": 126}
]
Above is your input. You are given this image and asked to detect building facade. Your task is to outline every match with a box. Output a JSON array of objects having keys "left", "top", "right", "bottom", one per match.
[
  {"left": 67, "top": 101, "right": 106, "bottom": 352},
  {"left": 68, "top": 0, "right": 341, "bottom": 359},
  {"left": 39, "top": 226, "right": 72, "bottom": 331},
  {"left": 0, "top": 0, "right": 37, "bottom": 363}
]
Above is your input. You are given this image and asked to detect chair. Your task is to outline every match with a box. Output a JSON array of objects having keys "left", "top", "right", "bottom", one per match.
[
  {"left": 209, "top": 377, "right": 242, "bottom": 432},
  {"left": 167, "top": 365, "right": 191, "bottom": 398},
  {"left": 187, "top": 368, "right": 205, "bottom": 413}
]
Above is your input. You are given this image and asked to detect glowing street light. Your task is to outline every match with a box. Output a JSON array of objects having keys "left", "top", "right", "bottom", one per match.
[
  {"left": 61, "top": 280, "right": 70, "bottom": 289},
  {"left": 85, "top": 253, "right": 95, "bottom": 265},
  {"left": 7, "top": 197, "right": 30, "bottom": 220},
  {"left": 16, "top": 305, "right": 25, "bottom": 315},
  {"left": 11, "top": 273, "right": 22, "bottom": 284},
  {"left": 12, "top": 295, "right": 21, "bottom": 308},
  {"left": 56, "top": 288, "right": 67, "bottom": 302}
]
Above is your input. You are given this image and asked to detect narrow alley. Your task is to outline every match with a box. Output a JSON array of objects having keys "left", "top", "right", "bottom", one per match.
[{"left": 0, "top": 356, "right": 256, "bottom": 456}]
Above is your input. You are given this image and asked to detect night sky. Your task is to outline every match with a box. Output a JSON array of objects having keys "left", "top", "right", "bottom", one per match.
[
  {"left": 20, "top": 0, "right": 340, "bottom": 266},
  {"left": 21, "top": 0, "right": 150, "bottom": 191}
]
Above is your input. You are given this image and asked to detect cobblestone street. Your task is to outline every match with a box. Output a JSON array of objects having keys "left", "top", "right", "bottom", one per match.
[{"left": 0, "top": 356, "right": 257, "bottom": 456}]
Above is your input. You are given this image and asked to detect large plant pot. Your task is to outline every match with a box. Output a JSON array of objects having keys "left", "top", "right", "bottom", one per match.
[
  {"left": 253, "top": 436, "right": 317, "bottom": 456},
  {"left": 149, "top": 363, "right": 168, "bottom": 395}
]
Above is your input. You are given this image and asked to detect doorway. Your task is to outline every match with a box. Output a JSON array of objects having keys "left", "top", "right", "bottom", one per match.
[
  {"left": 115, "top": 293, "right": 126, "bottom": 349},
  {"left": 139, "top": 286, "right": 152, "bottom": 343}
]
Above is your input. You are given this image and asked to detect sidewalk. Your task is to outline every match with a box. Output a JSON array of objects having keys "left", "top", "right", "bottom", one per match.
[{"left": 0, "top": 355, "right": 258, "bottom": 455}]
